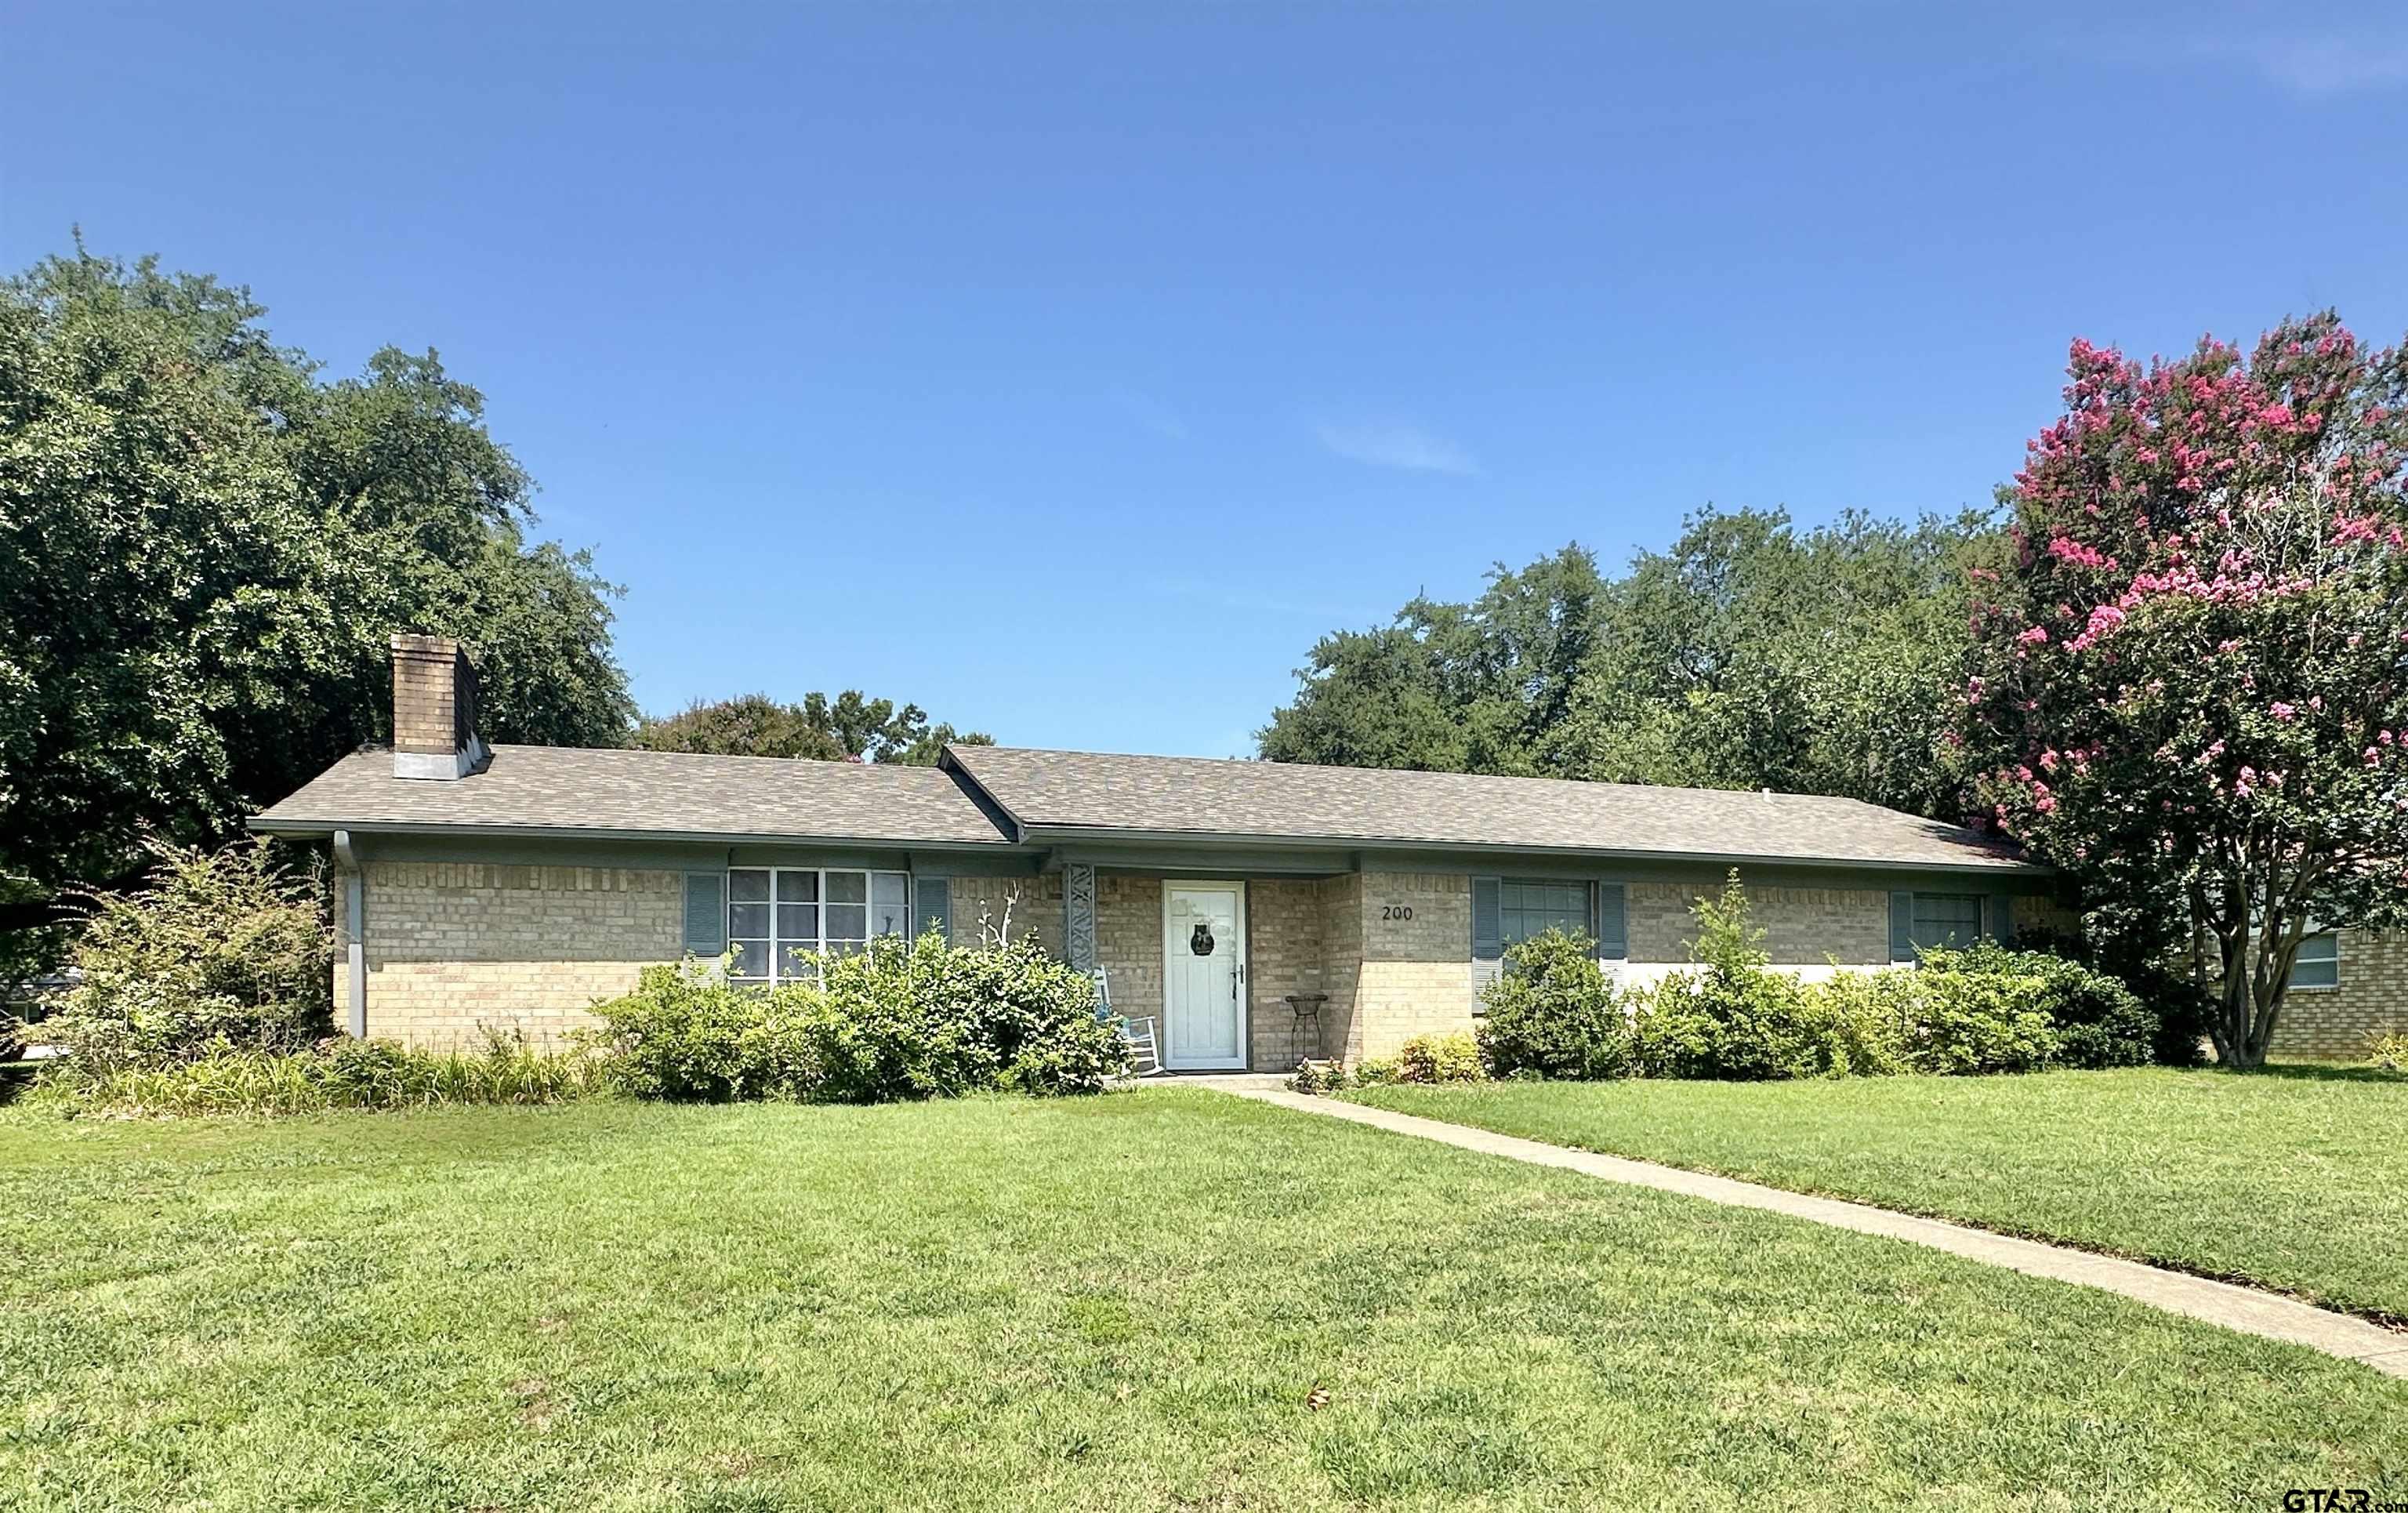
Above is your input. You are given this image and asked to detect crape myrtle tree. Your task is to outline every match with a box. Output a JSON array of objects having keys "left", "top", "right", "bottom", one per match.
[{"left": 1964, "top": 315, "right": 2408, "bottom": 1068}]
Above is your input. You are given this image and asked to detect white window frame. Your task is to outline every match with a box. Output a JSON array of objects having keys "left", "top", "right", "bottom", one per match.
[
  {"left": 726, "top": 867, "right": 912, "bottom": 984},
  {"left": 2289, "top": 930, "right": 2341, "bottom": 992}
]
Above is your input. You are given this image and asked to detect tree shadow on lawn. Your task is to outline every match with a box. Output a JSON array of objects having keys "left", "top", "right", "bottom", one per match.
[{"left": 2218, "top": 1061, "right": 2403, "bottom": 1087}]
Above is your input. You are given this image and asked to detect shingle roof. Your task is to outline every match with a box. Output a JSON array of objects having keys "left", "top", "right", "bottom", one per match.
[
  {"left": 945, "top": 746, "right": 2038, "bottom": 873},
  {"left": 251, "top": 741, "right": 2038, "bottom": 875},
  {"left": 250, "top": 746, "right": 1016, "bottom": 847}
]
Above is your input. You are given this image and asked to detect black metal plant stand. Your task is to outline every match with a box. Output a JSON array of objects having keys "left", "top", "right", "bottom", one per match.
[{"left": 1284, "top": 992, "right": 1329, "bottom": 1064}]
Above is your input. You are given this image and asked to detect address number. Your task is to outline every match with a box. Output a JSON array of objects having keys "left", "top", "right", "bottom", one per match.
[{"left": 1380, "top": 905, "right": 1415, "bottom": 922}]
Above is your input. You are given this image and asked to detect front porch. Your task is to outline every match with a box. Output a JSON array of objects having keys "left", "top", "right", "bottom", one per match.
[{"left": 942, "top": 865, "right": 1478, "bottom": 1073}]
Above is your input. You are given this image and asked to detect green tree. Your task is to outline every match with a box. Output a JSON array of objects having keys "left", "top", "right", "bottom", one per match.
[
  {"left": 0, "top": 243, "right": 632, "bottom": 925},
  {"left": 634, "top": 691, "right": 992, "bottom": 764},
  {"left": 1258, "top": 545, "right": 1603, "bottom": 775},
  {"left": 1261, "top": 510, "right": 1989, "bottom": 818},
  {"left": 1963, "top": 317, "right": 2408, "bottom": 1068}
]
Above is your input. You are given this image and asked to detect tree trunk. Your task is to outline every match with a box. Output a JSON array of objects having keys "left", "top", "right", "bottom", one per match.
[{"left": 2212, "top": 926, "right": 2258, "bottom": 1068}]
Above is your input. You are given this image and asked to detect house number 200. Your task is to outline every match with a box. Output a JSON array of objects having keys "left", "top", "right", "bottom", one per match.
[{"left": 1380, "top": 905, "right": 1414, "bottom": 922}]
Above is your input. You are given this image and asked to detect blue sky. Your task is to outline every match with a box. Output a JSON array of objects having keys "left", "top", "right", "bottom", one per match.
[{"left": 9, "top": 2, "right": 2407, "bottom": 757}]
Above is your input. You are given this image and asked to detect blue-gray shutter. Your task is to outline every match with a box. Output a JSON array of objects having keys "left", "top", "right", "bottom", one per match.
[
  {"left": 1989, "top": 891, "right": 2015, "bottom": 945},
  {"left": 1472, "top": 876, "right": 1503, "bottom": 960},
  {"left": 1888, "top": 890, "right": 1916, "bottom": 963},
  {"left": 683, "top": 872, "right": 727, "bottom": 958},
  {"left": 916, "top": 876, "right": 952, "bottom": 939},
  {"left": 1594, "top": 882, "right": 1627, "bottom": 960}
]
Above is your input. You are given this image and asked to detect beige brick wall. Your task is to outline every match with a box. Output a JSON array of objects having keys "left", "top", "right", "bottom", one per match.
[
  {"left": 1341, "top": 872, "right": 1475, "bottom": 1061},
  {"left": 947, "top": 874, "right": 1063, "bottom": 952},
  {"left": 1249, "top": 877, "right": 1328, "bottom": 1071},
  {"left": 354, "top": 861, "right": 682, "bottom": 1049},
  {"left": 1627, "top": 881, "right": 1890, "bottom": 967},
  {"left": 1318, "top": 874, "right": 1365, "bottom": 1066},
  {"left": 2272, "top": 930, "right": 2408, "bottom": 1058}
]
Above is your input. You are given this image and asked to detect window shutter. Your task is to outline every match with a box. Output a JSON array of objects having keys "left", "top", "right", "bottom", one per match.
[
  {"left": 1989, "top": 891, "right": 2015, "bottom": 945},
  {"left": 1472, "top": 876, "right": 1503, "bottom": 960},
  {"left": 1594, "top": 882, "right": 1627, "bottom": 960},
  {"left": 1888, "top": 890, "right": 1916, "bottom": 963},
  {"left": 684, "top": 872, "right": 727, "bottom": 958},
  {"left": 916, "top": 876, "right": 952, "bottom": 939}
]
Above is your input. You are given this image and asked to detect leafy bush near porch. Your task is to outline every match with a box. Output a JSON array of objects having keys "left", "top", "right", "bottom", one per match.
[
  {"left": 34, "top": 1032, "right": 595, "bottom": 1116},
  {"left": 1346, "top": 1032, "right": 1486, "bottom": 1087},
  {"left": 1476, "top": 928, "right": 1634, "bottom": 1080},
  {"left": 585, "top": 931, "right": 1125, "bottom": 1103},
  {"left": 27, "top": 839, "right": 332, "bottom": 1074}
]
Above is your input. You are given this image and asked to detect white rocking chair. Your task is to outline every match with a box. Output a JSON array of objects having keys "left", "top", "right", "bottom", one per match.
[{"left": 1093, "top": 968, "right": 1162, "bottom": 1076}]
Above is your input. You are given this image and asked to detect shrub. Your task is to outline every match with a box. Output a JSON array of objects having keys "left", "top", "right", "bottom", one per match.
[
  {"left": 33, "top": 839, "right": 331, "bottom": 1072},
  {"left": 1896, "top": 968, "right": 2061, "bottom": 1075},
  {"left": 575, "top": 960, "right": 821, "bottom": 1101},
  {"left": 1922, "top": 941, "right": 2156, "bottom": 1069},
  {"left": 1288, "top": 1059, "right": 1350, "bottom": 1094},
  {"left": 35, "top": 1031, "right": 595, "bottom": 1116},
  {"left": 1806, "top": 971, "right": 1913, "bottom": 1076},
  {"left": 1631, "top": 876, "right": 1855, "bottom": 1080},
  {"left": 1477, "top": 927, "right": 1633, "bottom": 1080},
  {"left": 584, "top": 931, "right": 1124, "bottom": 1104},
  {"left": 1390, "top": 1032, "right": 1485, "bottom": 1084},
  {"left": 2366, "top": 1032, "right": 2408, "bottom": 1074}
]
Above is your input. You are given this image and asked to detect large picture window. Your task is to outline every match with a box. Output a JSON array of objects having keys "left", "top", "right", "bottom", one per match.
[
  {"left": 727, "top": 868, "right": 912, "bottom": 984},
  {"left": 2289, "top": 931, "right": 2340, "bottom": 990}
]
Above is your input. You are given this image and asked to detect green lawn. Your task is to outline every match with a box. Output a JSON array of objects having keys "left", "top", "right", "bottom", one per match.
[
  {"left": 3, "top": 1090, "right": 2404, "bottom": 1510},
  {"left": 1349, "top": 1065, "right": 2408, "bottom": 1321}
]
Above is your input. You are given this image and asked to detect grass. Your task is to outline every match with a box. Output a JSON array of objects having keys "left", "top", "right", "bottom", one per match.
[
  {"left": 1348, "top": 1065, "right": 2408, "bottom": 1321},
  {"left": 0, "top": 1089, "right": 2403, "bottom": 1509}
]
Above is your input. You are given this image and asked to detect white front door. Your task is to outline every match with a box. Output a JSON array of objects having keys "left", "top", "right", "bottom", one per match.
[{"left": 1162, "top": 883, "right": 1246, "bottom": 1069}]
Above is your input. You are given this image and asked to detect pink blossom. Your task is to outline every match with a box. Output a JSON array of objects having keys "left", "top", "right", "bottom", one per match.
[
  {"left": 2016, "top": 626, "right": 2050, "bottom": 646},
  {"left": 2269, "top": 702, "right": 2297, "bottom": 721}
]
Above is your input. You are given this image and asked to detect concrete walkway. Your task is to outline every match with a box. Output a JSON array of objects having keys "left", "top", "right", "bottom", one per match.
[{"left": 1222, "top": 1086, "right": 2408, "bottom": 1380}]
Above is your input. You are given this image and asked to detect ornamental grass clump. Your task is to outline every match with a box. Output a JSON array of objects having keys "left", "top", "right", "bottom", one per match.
[{"left": 42, "top": 1032, "right": 597, "bottom": 1116}]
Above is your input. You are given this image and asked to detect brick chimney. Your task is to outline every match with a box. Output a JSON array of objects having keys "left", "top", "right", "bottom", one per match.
[{"left": 390, "top": 633, "right": 488, "bottom": 780}]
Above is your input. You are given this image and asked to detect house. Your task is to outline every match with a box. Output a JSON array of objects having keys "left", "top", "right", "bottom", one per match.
[{"left": 251, "top": 635, "right": 2392, "bottom": 1066}]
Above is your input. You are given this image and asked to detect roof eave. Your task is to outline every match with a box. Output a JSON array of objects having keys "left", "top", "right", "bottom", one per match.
[
  {"left": 1015, "top": 822, "right": 2048, "bottom": 876},
  {"left": 245, "top": 815, "right": 1032, "bottom": 854}
]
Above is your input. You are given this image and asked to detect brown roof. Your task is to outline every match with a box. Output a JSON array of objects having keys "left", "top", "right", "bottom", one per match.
[
  {"left": 945, "top": 746, "right": 2037, "bottom": 873},
  {"left": 251, "top": 746, "right": 1015, "bottom": 847}
]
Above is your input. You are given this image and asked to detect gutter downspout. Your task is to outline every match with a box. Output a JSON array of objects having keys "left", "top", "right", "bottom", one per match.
[{"left": 332, "top": 829, "right": 365, "bottom": 1039}]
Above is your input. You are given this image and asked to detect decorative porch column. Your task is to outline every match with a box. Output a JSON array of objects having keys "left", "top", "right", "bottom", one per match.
[{"left": 1063, "top": 863, "right": 1097, "bottom": 972}]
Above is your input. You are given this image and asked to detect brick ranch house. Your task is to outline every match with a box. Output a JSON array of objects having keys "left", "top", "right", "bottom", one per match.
[{"left": 250, "top": 637, "right": 2399, "bottom": 1065}]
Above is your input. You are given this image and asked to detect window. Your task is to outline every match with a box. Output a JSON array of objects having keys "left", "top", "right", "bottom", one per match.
[
  {"left": 1498, "top": 880, "right": 1590, "bottom": 948},
  {"left": 1909, "top": 893, "right": 1984, "bottom": 953},
  {"left": 727, "top": 868, "right": 911, "bottom": 984},
  {"left": 2290, "top": 931, "right": 2339, "bottom": 990}
]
